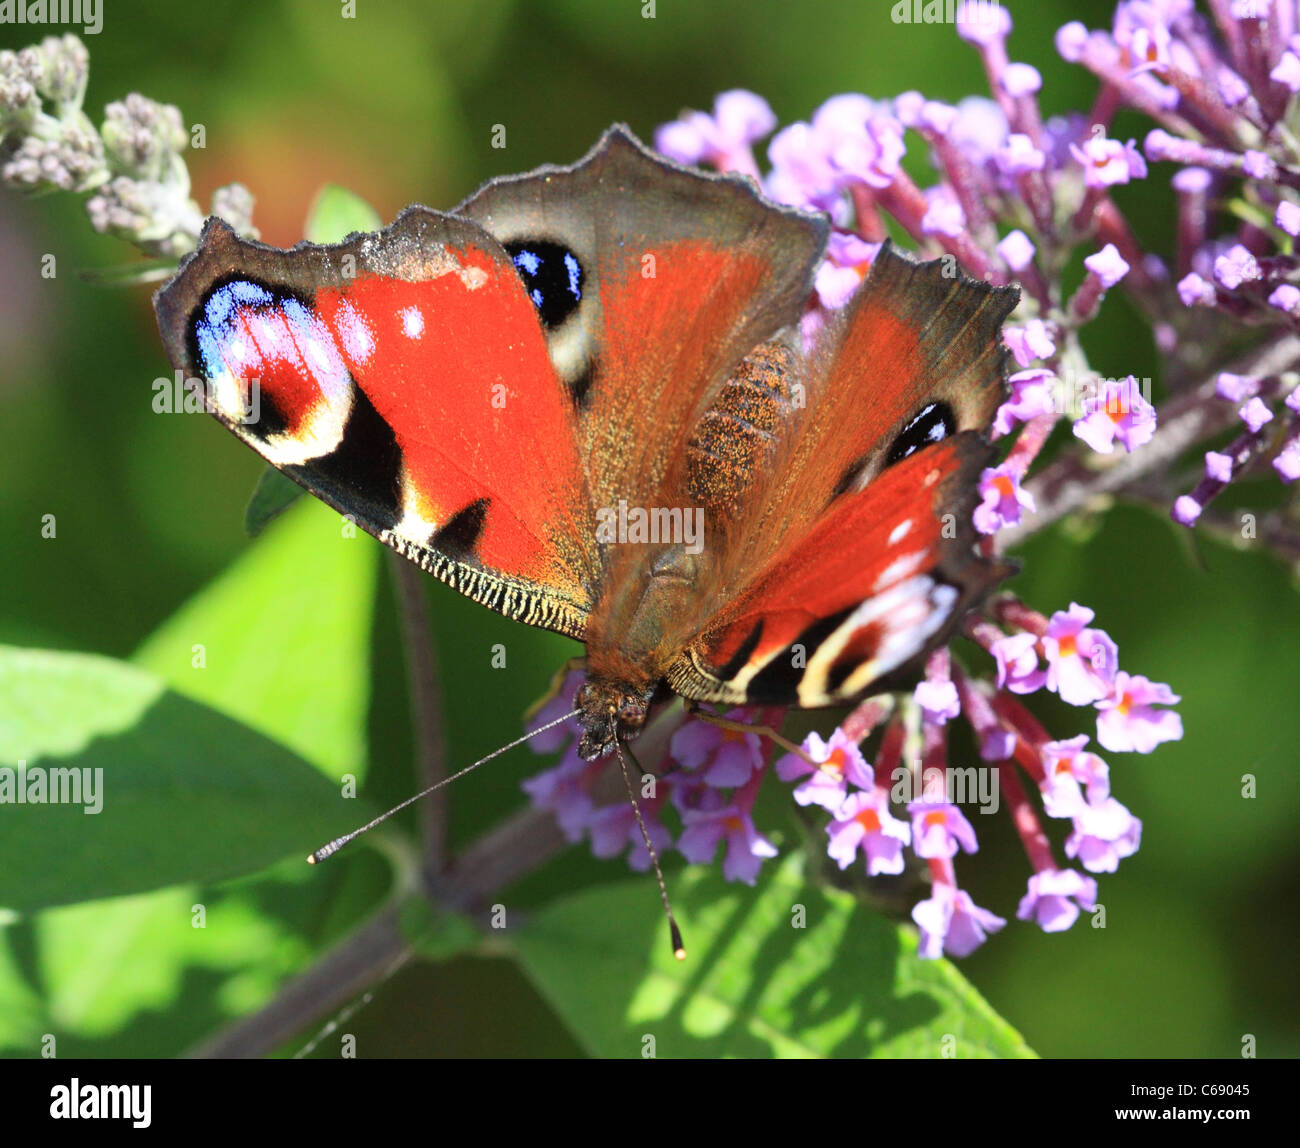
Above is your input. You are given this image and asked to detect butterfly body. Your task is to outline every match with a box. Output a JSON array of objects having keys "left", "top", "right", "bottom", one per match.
[{"left": 154, "top": 126, "right": 1017, "bottom": 763}]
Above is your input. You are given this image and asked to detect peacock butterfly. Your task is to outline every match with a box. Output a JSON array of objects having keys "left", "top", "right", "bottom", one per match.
[{"left": 153, "top": 125, "right": 1016, "bottom": 769}]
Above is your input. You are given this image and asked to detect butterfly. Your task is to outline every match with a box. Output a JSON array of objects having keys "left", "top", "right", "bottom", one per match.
[{"left": 154, "top": 125, "right": 1016, "bottom": 765}]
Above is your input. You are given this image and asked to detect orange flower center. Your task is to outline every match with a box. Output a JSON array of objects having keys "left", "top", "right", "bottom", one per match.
[
  {"left": 994, "top": 474, "right": 1015, "bottom": 497},
  {"left": 820, "top": 748, "right": 847, "bottom": 779},
  {"left": 855, "top": 807, "right": 882, "bottom": 834},
  {"left": 1058, "top": 634, "right": 1078, "bottom": 658},
  {"left": 923, "top": 810, "right": 948, "bottom": 829}
]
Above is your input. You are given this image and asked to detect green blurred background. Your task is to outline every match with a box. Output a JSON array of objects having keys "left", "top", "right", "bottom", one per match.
[{"left": 2, "top": 0, "right": 1298, "bottom": 1058}]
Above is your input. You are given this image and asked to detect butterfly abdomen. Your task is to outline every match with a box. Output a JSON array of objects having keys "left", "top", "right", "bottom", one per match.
[{"left": 685, "top": 337, "right": 800, "bottom": 520}]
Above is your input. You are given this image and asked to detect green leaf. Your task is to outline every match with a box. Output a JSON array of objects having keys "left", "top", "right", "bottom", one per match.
[
  {"left": 0, "top": 922, "right": 44, "bottom": 1051},
  {"left": 304, "top": 185, "right": 383, "bottom": 244},
  {"left": 244, "top": 466, "right": 305, "bottom": 537},
  {"left": 35, "top": 886, "right": 313, "bottom": 1041},
  {"left": 133, "top": 497, "right": 379, "bottom": 782},
  {"left": 513, "top": 854, "right": 1035, "bottom": 1059},
  {"left": 0, "top": 647, "right": 360, "bottom": 913},
  {"left": 0, "top": 858, "right": 365, "bottom": 1055}
]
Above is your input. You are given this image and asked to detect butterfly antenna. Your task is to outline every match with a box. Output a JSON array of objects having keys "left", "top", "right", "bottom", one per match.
[
  {"left": 307, "top": 707, "right": 581, "bottom": 864},
  {"left": 615, "top": 735, "right": 686, "bottom": 961},
  {"left": 292, "top": 948, "right": 414, "bottom": 1059}
]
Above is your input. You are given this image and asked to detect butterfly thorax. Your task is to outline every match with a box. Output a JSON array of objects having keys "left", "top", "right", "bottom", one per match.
[{"left": 575, "top": 544, "right": 706, "bottom": 759}]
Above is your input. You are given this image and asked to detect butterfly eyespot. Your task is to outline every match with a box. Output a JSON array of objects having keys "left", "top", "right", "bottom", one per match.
[
  {"left": 504, "top": 239, "right": 584, "bottom": 329},
  {"left": 884, "top": 401, "right": 956, "bottom": 467}
]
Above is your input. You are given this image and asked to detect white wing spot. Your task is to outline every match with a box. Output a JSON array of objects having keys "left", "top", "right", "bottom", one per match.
[
  {"left": 336, "top": 299, "right": 375, "bottom": 365},
  {"left": 401, "top": 306, "right": 425, "bottom": 338},
  {"left": 873, "top": 550, "right": 926, "bottom": 591},
  {"left": 888, "top": 519, "right": 913, "bottom": 546},
  {"left": 304, "top": 337, "right": 332, "bottom": 374}
]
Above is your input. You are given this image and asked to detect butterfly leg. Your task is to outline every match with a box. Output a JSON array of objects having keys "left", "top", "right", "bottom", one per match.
[
  {"left": 684, "top": 702, "right": 819, "bottom": 766},
  {"left": 522, "top": 655, "right": 588, "bottom": 726}
]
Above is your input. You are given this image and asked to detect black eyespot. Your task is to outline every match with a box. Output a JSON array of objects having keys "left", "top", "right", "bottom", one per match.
[
  {"left": 504, "top": 239, "right": 584, "bottom": 329},
  {"left": 431, "top": 497, "right": 489, "bottom": 560},
  {"left": 885, "top": 401, "right": 956, "bottom": 467}
]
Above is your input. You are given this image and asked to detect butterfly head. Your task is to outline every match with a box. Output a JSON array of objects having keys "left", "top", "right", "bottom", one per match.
[{"left": 574, "top": 677, "right": 653, "bottom": 760}]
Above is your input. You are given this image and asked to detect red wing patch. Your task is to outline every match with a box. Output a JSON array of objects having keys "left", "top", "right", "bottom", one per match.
[
  {"left": 317, "top": 260, "right": 583, "bottom": 578},
  {"left": 583, "top": 240, "right": 773, "bottom": 506}
]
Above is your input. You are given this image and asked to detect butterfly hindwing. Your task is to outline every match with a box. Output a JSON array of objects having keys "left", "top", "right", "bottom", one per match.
[
  {"left": 669, "top": 433, "right": 1011, "bottom": 705},
  {"left": 666, "top": 247, "right": 1018, "bottom": 707}
]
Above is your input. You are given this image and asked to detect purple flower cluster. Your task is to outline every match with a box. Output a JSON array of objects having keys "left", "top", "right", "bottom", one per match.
[
  {"left": 523, "top": 592, "right": 1176, "bottom": 961},
  {"left": 654, "top": 40, "right": 1172, "bottom": 555},
  {"left": 979, "top": 600, "right": 1182, "bottom": 753},
  {"left": 656, "top": 2, "right": 1300, "bottom": 534},
  {"left": 1057, "top": 0, "right": 1300, "bottom": 514},
  {"left": 527, "top": 2, "right": 1300, "bottom": 961}
]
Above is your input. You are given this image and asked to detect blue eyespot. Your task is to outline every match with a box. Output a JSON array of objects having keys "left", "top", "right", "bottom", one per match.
[{"left": 506, "top": 240, "right": 584, "bottom": 329}]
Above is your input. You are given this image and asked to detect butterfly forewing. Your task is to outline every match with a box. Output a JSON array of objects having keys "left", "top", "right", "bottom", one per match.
[{"left": 155, "top": 208, "right": 599, "bottom": 639}]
